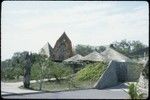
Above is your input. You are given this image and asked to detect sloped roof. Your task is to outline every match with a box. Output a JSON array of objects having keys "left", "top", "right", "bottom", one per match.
[
  {"left": 101, "top": 47, "right": 132, "bottom": 62},
  {"left": 53, "top": 32, "right": 73, "bottom": 61},
  {"left": 81, "top": 51, "right": 105, "bottom": 62},
  {"left": 39, "top": 42, "right": 53, "bottom": 57},
  {"left": 54, "top": 32, "right": 71, "bottom": 48},
  {"left": 64, "top": 54, "right": 83, "bottom": 62}
]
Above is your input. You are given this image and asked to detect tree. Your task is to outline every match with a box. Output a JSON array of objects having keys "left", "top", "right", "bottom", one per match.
[
  {"left": 29, "top": 53, "right": 47, "bottom": 90},
  {"left": 131, "top": 40, "right": 146, "bottom": 52},
  {"left": 30, "top": 55, "right": 72, "bottom": 90},
  {"left": 75, "top": 45, "right": 94, "bottom": 56},
  {"left": 11, "top": 53, "right": 25, "bottom": 79},
  {"left": 95, "top": 46, "right": 106, "bottom": 53},
  {"left": 112, "top": 39, "right": 131, "bottom": 55},
  {"left": 1, "top": 59, "right": 13, "bottom": 80},
  {"left": 75, "top": 45, "right": 106, "bottom": 56},
  {"left": 112, "top": 40, "right": 147, "bottom": 58},
  {"left": 4, "top": 68, "right": 15, "bottom": 80},
  {"left": 45, "top": 59, "right": 73, "bottom": 83},
  {"left": 1, "top": 52, "right": 26, "bottom": 81}
]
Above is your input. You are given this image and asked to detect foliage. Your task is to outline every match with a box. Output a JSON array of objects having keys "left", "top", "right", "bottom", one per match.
[
  {"left": 75, "top": 45, "right": 94, "bottom": 56},
  {"left": 1, "top": 50, "right": 73, "bottom": 87},
  {"left": 1, "top": 52, "right": 45, "bottom": 81},
  {"left": 1, "top": 51, "right": 31, "bottom": 80},
  {"left": 95, "top": 46, "right": 106, "bottom": 53},
  {"left": 75, "top": 62, "right": 107, "bottom": 82},
  {"left": 30, "top": 58, "right": 73, "bottom": 82},
  {"left": 30, "top": 58, "right": 73, "bottom": 90},
  {"left": 30, "top": 63, "right": 41, "bottom": 80},
  {"left": 75, "top": 44, "right": 106, "bottom": 56},
  {"left": 75, "top": 40, "right": 147, "bottom": 59},
  {"left": 112, "top": 39, "right": 147, "bottom": 58},
  {"left": 127, "top": 83, "right": 144, "bottom": 99},
  {"left": 45, "top": 60, "right": 73, "bottom": 82}
]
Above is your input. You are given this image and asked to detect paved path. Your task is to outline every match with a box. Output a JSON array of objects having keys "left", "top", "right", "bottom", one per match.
[
  {"left": 1, "top": 81, "right": 39, "bottom": 95},
  {"left": 1, "top": 81, "right": 130, "bottom": 99},
  {"left": 2, "top": 88, "right": 130, "bottom": 99},
  {"left": 1, "top": 78, "right": 57, "bottom": 95}
]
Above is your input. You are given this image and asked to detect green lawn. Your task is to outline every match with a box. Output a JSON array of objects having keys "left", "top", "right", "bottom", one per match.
[
  {"left": 18, "top": 78, "right": 96, "bottom": 91},
  {"left": 29, "top": 79, "right": 96, "bottom": 92}
]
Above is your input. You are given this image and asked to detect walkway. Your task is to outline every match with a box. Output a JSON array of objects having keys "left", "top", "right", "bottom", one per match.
[
  {"left": 1, "top": 81, "right": 39, "bottom": 95},
  {"left": 1, "top": 78, "right": 57, "bottom": 95},
  {"left": 1, "top": 81, "right": 130, "bottom": 99},
  {"left": 3, "top": 88, "right": 130, "bottom": 99}
]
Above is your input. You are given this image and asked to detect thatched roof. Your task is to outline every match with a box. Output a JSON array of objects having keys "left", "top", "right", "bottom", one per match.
[
  {"left": 101, "top": 47, "right": 132, "bottom": 62},
  {"left": 64, "top": 54, "right": 83, "bottom": 62},
  {"left": 81, "top": 51, "right": 105, "bottom": 62},
  {"left": 39, "top": 42, "right": 53, "bottom": 57},
  {"left": 52, "top": 32, "right": 73, "bottom": 61}
]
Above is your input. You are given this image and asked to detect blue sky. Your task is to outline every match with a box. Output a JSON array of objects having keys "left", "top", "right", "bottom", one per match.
[{"left": 1, "top": 1, "right": 149, "bottom": 61}]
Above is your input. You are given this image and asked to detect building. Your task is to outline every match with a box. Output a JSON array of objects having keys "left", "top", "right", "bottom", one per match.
[{"left": 52, "top": 32, "right": 73, "bottom": 61}]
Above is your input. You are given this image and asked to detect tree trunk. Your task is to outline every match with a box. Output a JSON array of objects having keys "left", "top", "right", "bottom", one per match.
[
  {"left": 39, "top": 79, "right": 43, "bottom": 90},
  {"left": 23, "top": 53, "right": 31, "bottom": 89}
]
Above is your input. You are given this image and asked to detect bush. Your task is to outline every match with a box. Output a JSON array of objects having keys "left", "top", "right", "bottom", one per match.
[
  {"left": 47, "top": 62, "right": 73, "bottom": 82},
  {"left": 127, "top": 83, "right": 144, "bottom": 99},
  {"left": 31, "top": 63, "right": 42, "bottom": 80},
  {"left": 30, "top": 59, "right": 73, "bottom": 81},
  {"left": 75, "top": 62, "right": 107, "bottom": 82}
]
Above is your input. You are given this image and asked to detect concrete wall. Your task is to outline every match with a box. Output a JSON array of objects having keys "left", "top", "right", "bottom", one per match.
[
  {"left": 94, "top": 60, "right": 143, "bottom": 89},
  {"left": 126, "top": 62, "right": 144, "bottom": 82},
  {"left": 116, "top": 62, "right": 128, "bottom": 82},
  {"left": 94, "top": 61, "right": 118, "bottom": 89}
]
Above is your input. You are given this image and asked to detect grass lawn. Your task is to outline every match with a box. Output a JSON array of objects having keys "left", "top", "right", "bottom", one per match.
[{"left": 29, "top": 79, "right": 97, "bottom": 92}]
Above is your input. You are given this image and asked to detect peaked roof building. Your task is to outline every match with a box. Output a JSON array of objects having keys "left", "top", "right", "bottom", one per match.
[
  {"left": 64, "top": 54, "right": 83, "bottom": 63},
  {"left": 81, "top": 51, "right": 105, "bottom": 62},
  {"left": 52, "top": 32, "right": 73, "bottom": 61},
  {"left": 39, "top": 42, "right": 53, "bottom": 57},
  {"left": 101, "top": 47, "right": 132, "bottom": 62}
]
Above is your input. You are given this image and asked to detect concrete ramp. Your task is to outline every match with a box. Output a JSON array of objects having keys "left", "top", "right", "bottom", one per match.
[{"left": 94, "top": 60, "right": 143, "bottom": 89}]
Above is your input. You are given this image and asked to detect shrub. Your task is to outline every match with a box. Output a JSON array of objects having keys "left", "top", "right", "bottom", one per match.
[
  {"left": 127, "top": 83, "right": 144, "bottom": 99},
  {"left": 31, "top": 63, "right": 41, "bottom": 80},
  {"left": 47, "top": 62, "right": 73, "bottom": 82},
  {"left": 31, "top": 59, "right": 73, "bottom": 81}
]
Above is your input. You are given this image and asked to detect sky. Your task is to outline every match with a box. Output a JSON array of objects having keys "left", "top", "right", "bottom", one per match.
[{"left": 1, "top": 1, "right": 149, "bottom": 61}]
